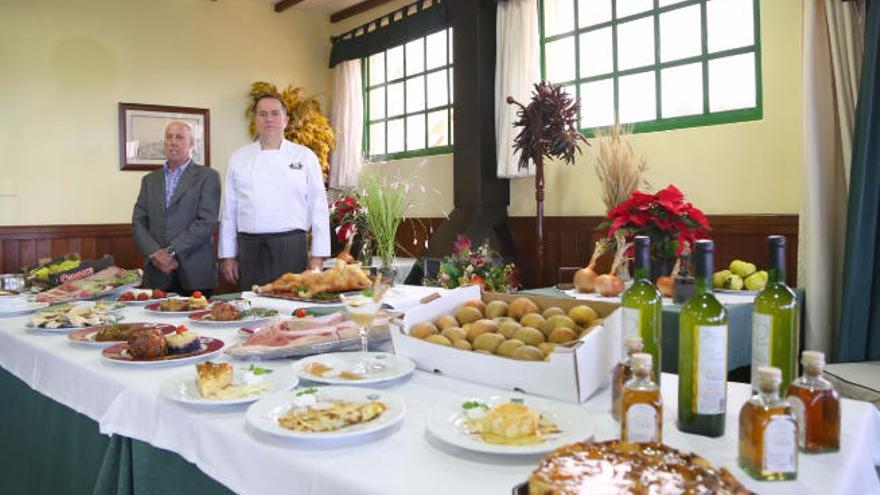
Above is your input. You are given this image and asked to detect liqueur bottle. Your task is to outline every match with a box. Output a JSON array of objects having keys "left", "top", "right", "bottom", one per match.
[
  {"left": 621, "top": 236, "right": 662, "bottom": 384},
  {"left": 678, "top": 239, "right": 729, "bottom": 437},
  {"left": 752, "top": 235, "right": 799, "bottom": 393},
  {"left": 612, "top": 336, "right": 644, "bottom": 422},
  {"left": 785, "top": 351, "right": 840, "bottom": 453},
  {"left": 738, "top": 366, "right": 798, "bottom": 481},
  {"left": 621, "top": 353, "right": 662, "bottom": 443}
]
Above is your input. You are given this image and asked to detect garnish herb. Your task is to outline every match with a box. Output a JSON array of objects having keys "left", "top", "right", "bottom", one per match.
[{"left": 296, "top": 387, "right": 318, "bottom": 396}]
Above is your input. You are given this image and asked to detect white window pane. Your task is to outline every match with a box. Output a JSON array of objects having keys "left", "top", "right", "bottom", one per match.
[
  {"left": 617, "top": 17, "right": 654, "bottom": 70},
  {"left": 709, "top": 53, "right": 756, "bottom": 111},
  {"left": 426, "top": 70, "right": 448, "bottom": 108},
  {"left": 427, "top": 110, "right": 449, "bottom": 147},
  {"left": 449, "top": 108, "right": 454, "bottom": 144},
  {"left": 616, "top": 0, "right": 652, "bottom": 18},
  {"left": 660, "top": 5, "right": 701, "bottom": 62},
  {"left": 578, "top": 0, "right": 611, "bottom": 27},
  {"left": 407, "top": 115, "right": 426, "bottom": 151},
  {"left": 387, "top": 82, "right": 404, "bottom": 117},
  {"left": 369, "top": 123, "right": 385, "bottom": 156},
  {"left": 387, "top": 45, "right": 404, "bottom": 80},
  {"left": 448, "top": 28, "right": 453, "bottom": 61},
  {"left": 406, "top": 76, "right": 425, "bottom": 113},
  {"left": 369, "top": 53, "right": 385, "bottom": 86},
  {"left": 661, "top": 63, "right": 703, "bottom": 118},
  {"left": 579, "top": 28, "right": 613, "bottom": 78},
  {"left": 406, "top": 38, "right": 424, "bottom": 76},
  {"left": 544, "top": 0, "right": 575, "bottom": 37},
  {"left": 448, "top": 67, "right": 454, "bottom": 103},
  {"left": 545, "top": 36, "right": 576, "bottom": 83},
  {"left": 580, "top": 78, "right": 615, "bottom": 128},
  {"left": 425, "top": 30, "right": 447, "bottom": 70},
  {"left": 387, "top": 118, "right": 405, "bottom": 153},
  {"left": 618, "top": 71, "right": 656, "bottom": 123},
  {"left": 369, "top": 87, "right": 385, "bottom": 120},
  {"left": 659, "top": 0, "right": 688, "bottom": 6},
  {"left": 707, "top": 0, "right": 754, "bottom": 53}
]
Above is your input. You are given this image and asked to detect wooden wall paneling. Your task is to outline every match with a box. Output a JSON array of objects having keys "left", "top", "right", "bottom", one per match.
[
  {"left": 19, "top": 239, "right": 36, "bottom": 268},
  {"left": 36, "top": 239, "right": 51, "bottom": 260},
  {"left": 51, "top": 238, "right": 68, "bottom": 258},
  {"left": 3, "top": 240, "right": 20, "bottom": 274}
]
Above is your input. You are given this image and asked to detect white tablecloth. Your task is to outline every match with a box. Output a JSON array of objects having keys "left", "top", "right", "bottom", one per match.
[{"left": 1, "top": 287, "right": 878, "bottom": 495}]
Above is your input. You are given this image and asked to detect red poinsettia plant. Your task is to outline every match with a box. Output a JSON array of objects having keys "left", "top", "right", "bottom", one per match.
[
  {"left": 330, "top": 195, "right": 365, "bottom": 244},
  {"left": 600, "top": 185, "right": 710, "bottom": 259}
]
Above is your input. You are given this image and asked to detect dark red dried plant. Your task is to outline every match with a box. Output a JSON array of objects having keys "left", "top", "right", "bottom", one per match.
[{"left": 507, "top": 82, "right": 588, "bottom": 170}]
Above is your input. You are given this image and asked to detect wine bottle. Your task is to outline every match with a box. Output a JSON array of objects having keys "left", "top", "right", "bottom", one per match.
[
  {"left": 621, "top": 236, "right": 663, "bottom": 384},
  {"left": 751, "top": 235, "right": 799, "bottom": 393},
  {"left": 678, "top": 239, "right": 729, "bottom": 437}
]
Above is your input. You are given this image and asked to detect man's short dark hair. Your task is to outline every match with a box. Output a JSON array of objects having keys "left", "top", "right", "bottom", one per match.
[{"left": 253, "top": 93, "right": 289, "bottom": 115}]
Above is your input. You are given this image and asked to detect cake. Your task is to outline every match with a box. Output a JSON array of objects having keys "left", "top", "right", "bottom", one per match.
[
  {"left": 528, "top": 440, "right": 750, "bottom": 495},
  {"left": 188, "top": 291, "right": 208, "bottom": 310},
  {"left": 195, "top": 361, "right": 232, "bottom": 397},
  {"left": 126, "top": 328, "right": 167, "bottom": 359},
  {"left": 165, "top": 326, "right": 201, "bottom": 354}
]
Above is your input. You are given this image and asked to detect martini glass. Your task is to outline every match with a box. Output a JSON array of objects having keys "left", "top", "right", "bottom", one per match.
[{"left": 340, "top": 291, "right": 386, "bottom": 375}]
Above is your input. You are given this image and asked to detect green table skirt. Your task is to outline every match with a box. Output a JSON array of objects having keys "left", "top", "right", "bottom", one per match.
[{"left": 0, "top": 368, "right": 232, "bottom": 495}]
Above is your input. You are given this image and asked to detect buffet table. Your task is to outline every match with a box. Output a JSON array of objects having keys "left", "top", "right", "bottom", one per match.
[{"left": 0, "top": 287, "right": 877, "bottom": 495}]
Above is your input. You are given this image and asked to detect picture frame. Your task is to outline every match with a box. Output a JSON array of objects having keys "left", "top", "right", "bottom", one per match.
[{"left": 118, "top": 102, "right": 210, "bottom": 171}]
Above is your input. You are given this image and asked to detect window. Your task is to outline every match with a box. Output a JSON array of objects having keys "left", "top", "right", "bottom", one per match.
[
  {"left": 540, "top": 0, "right": 761, "bottom": 134},
  {"left": 364, "top": 28, "right": 454, "bottom": 160}
]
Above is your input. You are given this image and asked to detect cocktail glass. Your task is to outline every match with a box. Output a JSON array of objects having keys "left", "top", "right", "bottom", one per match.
[{"left": 340, "top": 292, "right": 385, "bottom": 375}]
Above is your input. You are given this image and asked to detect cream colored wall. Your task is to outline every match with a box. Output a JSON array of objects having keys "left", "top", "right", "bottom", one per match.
[
  {"left": 330, "top": 0, "right": 454, "bottom": 218},
  {"left": 509, "top": 0, "right": 803, "bottom": 216},
  {"left": 0, "top": 0, "right": 331, "bottom": 225}
]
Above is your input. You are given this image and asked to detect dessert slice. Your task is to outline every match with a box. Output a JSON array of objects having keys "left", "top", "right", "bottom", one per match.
[
  {"left": 166, "top": 325, "right": 202, "bottom": 354},
  {"left": 196, "top": 361, "right": 233, "bottom": 397}
]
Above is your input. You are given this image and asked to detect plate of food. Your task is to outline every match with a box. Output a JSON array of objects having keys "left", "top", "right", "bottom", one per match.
[
  {"left": 159, "top": 361, "right": 299, "bottom": 406},
  {"left": 294, "top": 352, "right": 415, "bottom": 385},
  {"left": 246, "top": 386, "right": 405, "bottom": 441},
  {"left": 426, "top": 396, "right": 594, "bottom": 455},
  {"left": 27, "top": 302, "right": 124, "bottom": 331},
  {"left": 68, "top": 322, "right": 176, "bottom": 347},
  {"left": 252, "top": 260, "right": 372, "bottom": 303},
  {"left": 143, "top": 292, "right": 210, "bottom": 316},
  {"left": 116, "top": 288, "right": 175, "bottom": 305},
  {"left": 188, "top": 301, "right": 279, "bottom": 327},
  {"left": 101, "top": 325, "right": 224, "bottom": 365},
  {"left": 34, "top": 266, "right": 141, "bottom": 303},
  {"left": 0, "top": 296, "right": 48, "bottom": 316}
]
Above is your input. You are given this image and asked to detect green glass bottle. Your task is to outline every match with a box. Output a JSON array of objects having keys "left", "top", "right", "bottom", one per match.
[
  {"left": 678, "top": 239, "right": 729, "bottom": 437},
  {"left": 621, "top": 236, "right": 662, "bottom": 384},
  {"left": 751, "top": 235, "right": 799, "bottom": 394}
]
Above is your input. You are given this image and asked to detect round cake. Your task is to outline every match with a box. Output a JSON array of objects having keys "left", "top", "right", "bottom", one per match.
[
  {"left": 126, "top": 328, "right": 167, "bottom": 359},
  {"left": 528, "top": 440, "right": 749, "bottom": 495},
  {"left": 165, "top": 329, "right": 201, "bottom": 354}
]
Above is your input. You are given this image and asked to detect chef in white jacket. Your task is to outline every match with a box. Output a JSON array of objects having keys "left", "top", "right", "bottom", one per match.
[{"left": 219, "top": 94, "right": 330, "bottom": 290}]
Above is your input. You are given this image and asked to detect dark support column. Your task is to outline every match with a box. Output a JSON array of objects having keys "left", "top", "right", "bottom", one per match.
[{"left": 425, "top": 0, "right": 515, "bottom": 259}]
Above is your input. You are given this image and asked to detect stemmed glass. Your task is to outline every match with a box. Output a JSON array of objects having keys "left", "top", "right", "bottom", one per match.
[{"left": 340, "top": 289, "right": 386, "bottom": 375}]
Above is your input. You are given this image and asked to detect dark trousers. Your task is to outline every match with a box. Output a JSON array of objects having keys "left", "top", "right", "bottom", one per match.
[
  {"left": 145, "top": 268, "right": 212, "bottom": 298},
  {"left": 238, "top": 230, "right": 307, "bottom": 290}
]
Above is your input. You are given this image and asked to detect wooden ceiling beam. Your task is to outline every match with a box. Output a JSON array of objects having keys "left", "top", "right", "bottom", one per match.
[
  {"left": 274, "top": 0, "right": 307, "bottom": 13},
  {"left": 330, "top": 0, "right": 396, "bottom": 23}
]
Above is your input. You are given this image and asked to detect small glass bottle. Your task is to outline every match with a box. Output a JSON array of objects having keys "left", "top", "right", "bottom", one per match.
[
  {"left": 738, "top": 366, "right": 798, "bottom": 481},
  {"left": 621, "top": 353, "right": 662, "bottom": 443},
  {"left": 785, "top": 350, "right": 840, "bottom": 453},
  {"left": 612, "top": 336, "right": 644, "bottom": 421}
]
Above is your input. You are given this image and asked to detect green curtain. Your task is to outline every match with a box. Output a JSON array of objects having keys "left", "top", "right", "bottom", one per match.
[{"left": 836, "top": 0, "right": 880, "bottom": 363}]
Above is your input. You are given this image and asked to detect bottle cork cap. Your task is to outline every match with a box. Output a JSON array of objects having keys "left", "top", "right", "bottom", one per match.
[
  {"left": 631, "top": 352, "right": 652, "bottom": 369},
  {"left": 624, "top": 336, "right": 644, "bottom": 353},
  {"left": 757, "top": 366, "right": 782, "bottom": 386},
  {"left": 802, "top": 350, "right": 825, "bottom": 367}
]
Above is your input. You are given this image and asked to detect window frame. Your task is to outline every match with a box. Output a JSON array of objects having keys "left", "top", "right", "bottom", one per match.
[
  {"left": 538, "top": 0, "right": 763, "bottom": 136},
  {"left": 362, "top": 28, "right": 454, "bottom": 161}
]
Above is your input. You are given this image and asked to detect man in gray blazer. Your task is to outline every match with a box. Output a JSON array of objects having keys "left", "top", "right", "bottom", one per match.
[{"left": 132, "top": 121, "right": 221, "bottom": 296}]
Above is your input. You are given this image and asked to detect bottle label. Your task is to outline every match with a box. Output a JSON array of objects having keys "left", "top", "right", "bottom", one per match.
[
  {"left": 787, "top": 395, "right": 806, "bottom": 448},
  {"left": 625, "top": 403, "right": 658, "bottom": 442},
  {"left": 696, "top": 325, "right": 727, "bottom": 414},
  {"left": 763, "top": 416, "right": 797, "bottom": 473},
  {"left": 751, "top": 313, "right": 772, "bottom": 391},
  {"left": 622, "top": 307, "right": 640, "bottom": 342}
]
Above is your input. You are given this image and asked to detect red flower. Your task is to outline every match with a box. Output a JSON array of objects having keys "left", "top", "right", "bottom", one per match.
[
  {"left": 454, "top": 235, "right": 472, "bottom": 256},
  {"left": 469, "top": 275, "right": 485, "bottom": 287}
]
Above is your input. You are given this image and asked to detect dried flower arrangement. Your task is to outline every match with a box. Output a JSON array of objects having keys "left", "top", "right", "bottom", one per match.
[{"left": 593, "top": 123, "right": 650, "bottom": 212}]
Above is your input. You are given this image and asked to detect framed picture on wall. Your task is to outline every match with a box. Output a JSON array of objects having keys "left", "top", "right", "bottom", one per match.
[{"left": 118, "top": 102, "right": 210, "bottom": 171}]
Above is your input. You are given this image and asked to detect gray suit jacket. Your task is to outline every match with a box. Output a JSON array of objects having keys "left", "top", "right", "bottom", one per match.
[{"left": 132, "top": 163, "right": 221, "bottom": 290}]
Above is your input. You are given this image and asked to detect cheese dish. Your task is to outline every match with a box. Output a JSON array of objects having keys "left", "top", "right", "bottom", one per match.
[
  {"left": 466, "top": 402, "right": 560, "bottom": 446},
  {"left": 277, "top": 400, "right": 387, "bottom": 432}
]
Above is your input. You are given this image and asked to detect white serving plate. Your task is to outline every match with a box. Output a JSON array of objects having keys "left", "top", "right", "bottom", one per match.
[
  {"left": 246, "top": 386, "right": 405, "bottom": 441},
  {"left": 294, "top": 352, "right": 415, "bottom": 385},
  {"left": 159, "top": 364, "right": 299, "bottom": 406},
  {"left": 425, "top": 395, "right": 594, "bottom": 455}
]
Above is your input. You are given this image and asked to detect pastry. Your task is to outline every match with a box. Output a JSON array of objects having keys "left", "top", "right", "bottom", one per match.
[
  {"left": 165, "top": 326, "right": 201, "bottom": 354},
  {"left": 528, "top": 440, "right": 749, "bottom": 495},
  {"left": 278, "top": 400, "right": 386, "bottom": 432},
  {"left": 94, "top": 323, "right": 138, "bottom": 341},
  {"left": 196, "top": 361, "right": 233, "bottom": 397}
]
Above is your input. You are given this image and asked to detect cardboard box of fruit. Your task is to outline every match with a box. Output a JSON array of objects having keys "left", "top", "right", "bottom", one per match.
[{"left": 393, "top": 285, "right": 622, "bottom": 403}]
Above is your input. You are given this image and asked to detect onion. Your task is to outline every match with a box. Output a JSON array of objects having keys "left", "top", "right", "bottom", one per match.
[
  {"left": 656, "top": 276, "right": 674, "bottom": 297},
  {"left": 574, "top": 267, "right": 598, "bottom": 292},
  {"left": 595, "top": 274, "right": 624, "bottom": 296}
]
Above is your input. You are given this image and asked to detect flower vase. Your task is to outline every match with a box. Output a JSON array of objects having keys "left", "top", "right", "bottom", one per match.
[{"left": 378, "top": 265, "right": 398, "bottom": 287}]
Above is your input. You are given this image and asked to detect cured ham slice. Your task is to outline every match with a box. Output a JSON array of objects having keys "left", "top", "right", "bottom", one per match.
[{"left": 36, "top": 267, "right": 140, "bottom": 303}]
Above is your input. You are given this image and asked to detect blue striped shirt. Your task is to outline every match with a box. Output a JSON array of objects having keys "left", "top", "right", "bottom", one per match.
[{"left": 163, "top": 159, "right": 191, "bottom": 208}]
